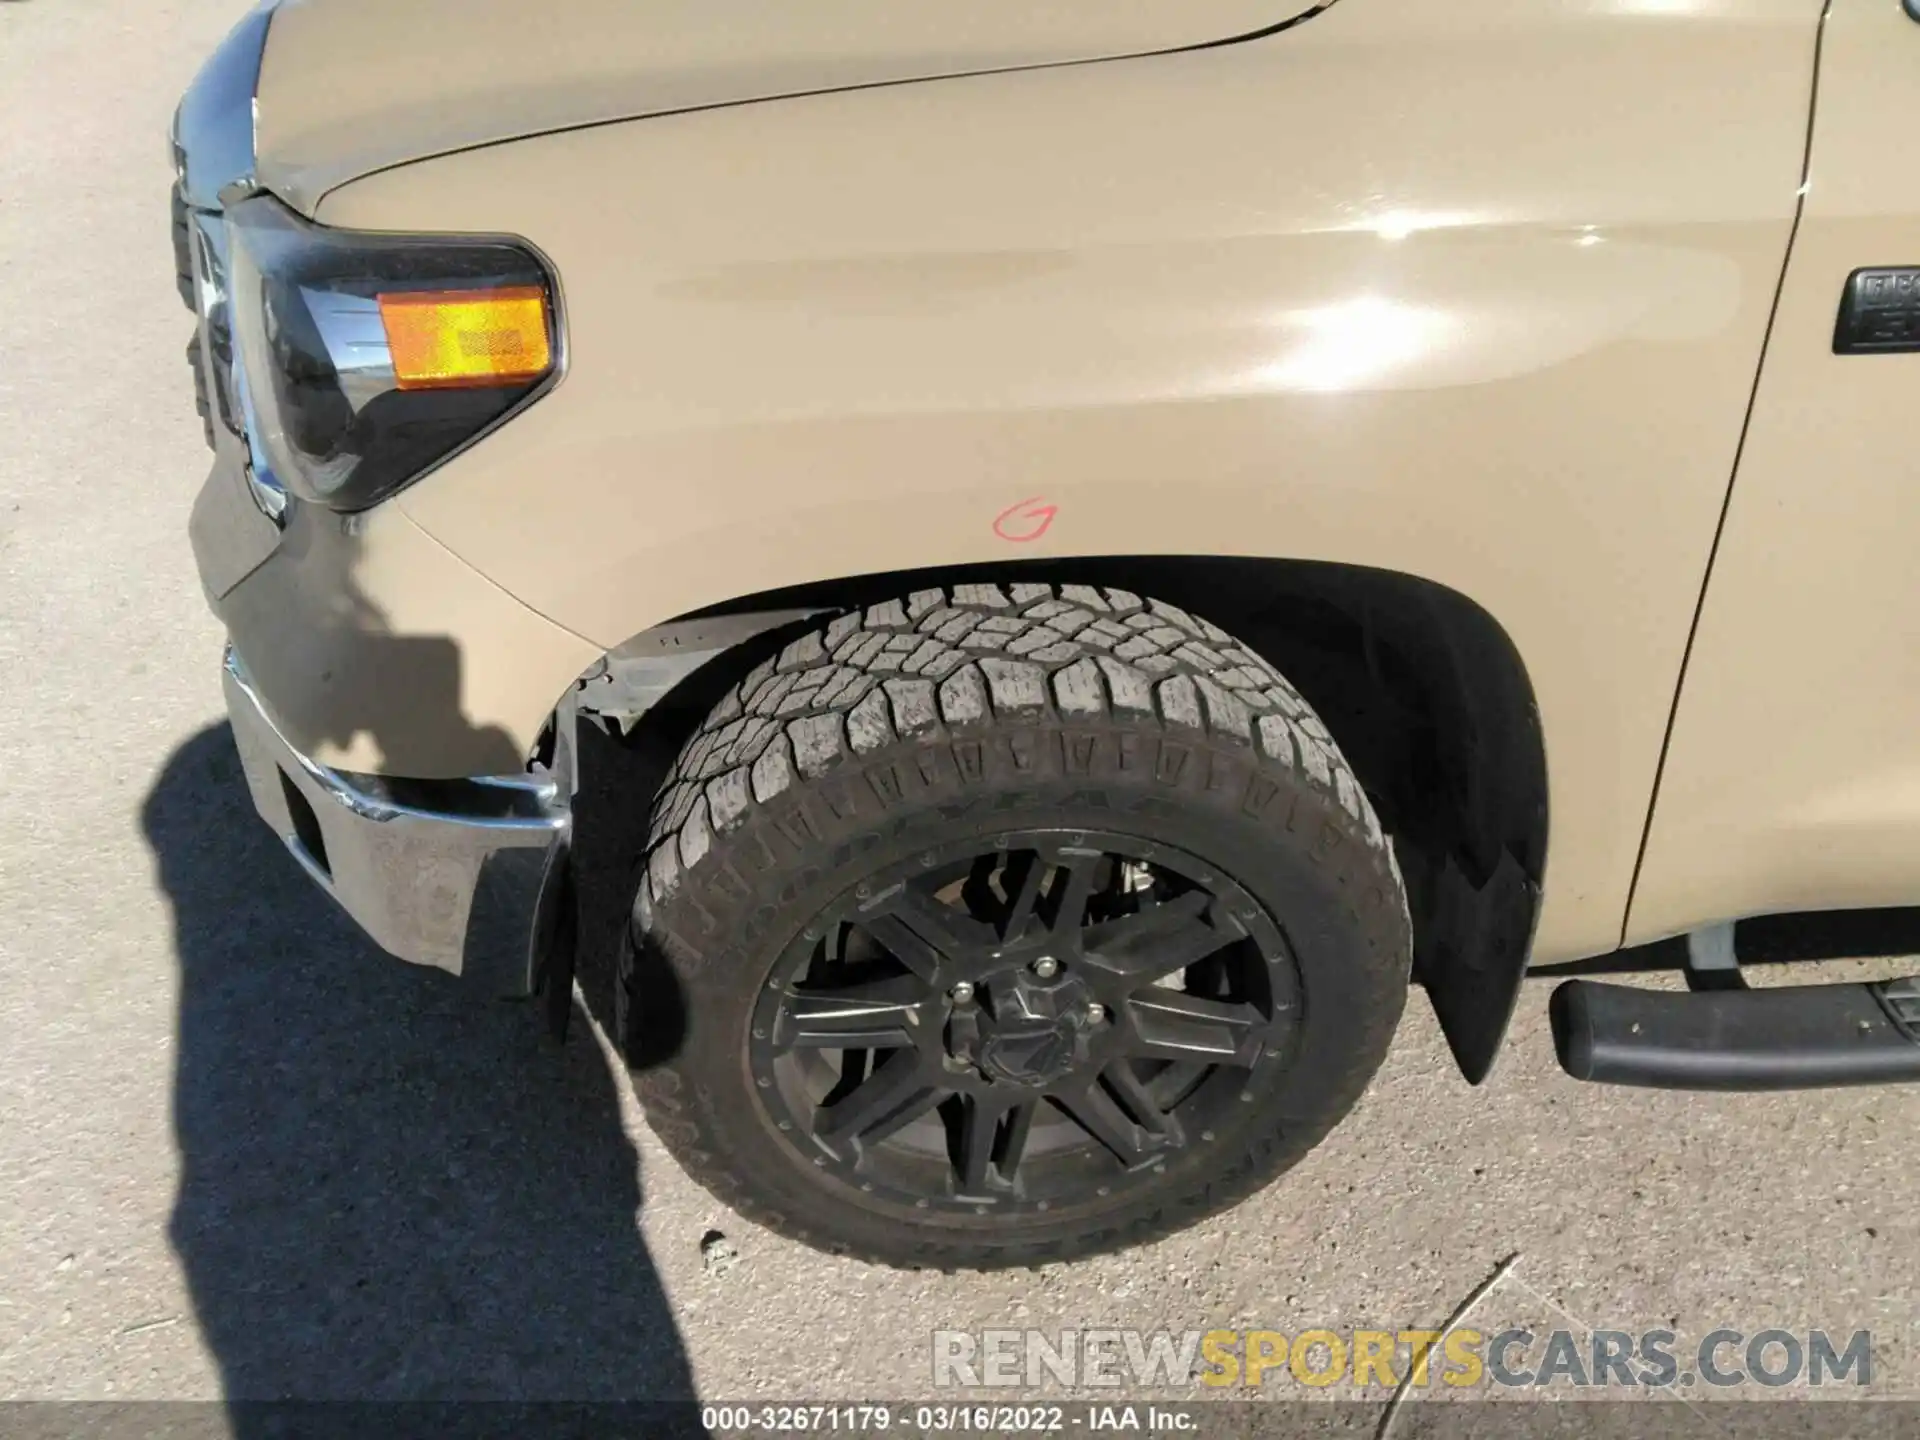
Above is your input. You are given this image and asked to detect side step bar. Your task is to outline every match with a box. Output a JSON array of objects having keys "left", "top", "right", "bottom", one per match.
[{"left": 1551, "top": 975, "right": 1920, "bottom": 1091}]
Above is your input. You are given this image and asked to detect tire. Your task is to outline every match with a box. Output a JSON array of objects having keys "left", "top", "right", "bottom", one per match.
[{"left": 620, "top": 583, "right": 1410, "bottom": 1269}]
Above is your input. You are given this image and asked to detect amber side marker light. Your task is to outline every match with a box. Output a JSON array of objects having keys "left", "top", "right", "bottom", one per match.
[{"left": 377, "top": 286, "right": 553, "bottom": 391}]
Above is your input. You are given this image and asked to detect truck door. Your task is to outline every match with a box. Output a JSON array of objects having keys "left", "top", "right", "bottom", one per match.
[{"left": 1629, "top": 0, "right": 1920, "bottom": 943}]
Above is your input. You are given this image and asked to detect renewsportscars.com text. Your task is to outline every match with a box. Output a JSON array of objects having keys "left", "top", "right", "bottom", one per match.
[{"left": 932, "top": 1327, "right": 1873, "bottom": 1391}]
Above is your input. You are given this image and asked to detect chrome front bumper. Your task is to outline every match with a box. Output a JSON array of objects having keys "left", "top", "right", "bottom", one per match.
[{"left": 221, "top": 647, "right": 569, "bottom": 994}]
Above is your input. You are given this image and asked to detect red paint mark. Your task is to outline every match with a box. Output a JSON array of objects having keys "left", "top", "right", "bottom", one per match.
[{"left": 993, "top": 496, "right": 1058, "bottom": 544}]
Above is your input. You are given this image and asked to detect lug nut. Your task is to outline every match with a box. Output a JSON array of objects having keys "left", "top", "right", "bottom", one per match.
[
  {"left": 1086, "top": 1003, "right": 1106, "bottom": 1024},
  {"left": 1032, "top": 956, "right": 1060, "bottom": 979},
  {"left": 950, "top": 982, "right": 975, "bottom": 1005}
]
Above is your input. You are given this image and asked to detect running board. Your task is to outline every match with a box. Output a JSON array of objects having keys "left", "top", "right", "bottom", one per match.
[{"left": 1551, "top": 975, "right": 1920, "bottom": 1091}]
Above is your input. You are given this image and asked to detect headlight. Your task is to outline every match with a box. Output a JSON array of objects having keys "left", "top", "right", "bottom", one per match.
[{"left": 225, "top": 193, "right": 559, "bottom": 513}]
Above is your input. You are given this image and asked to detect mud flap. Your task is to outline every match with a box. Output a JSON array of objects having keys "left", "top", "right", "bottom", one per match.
[{"left": 1415, "top": 850, "right": 1539, "bottom": 1084}]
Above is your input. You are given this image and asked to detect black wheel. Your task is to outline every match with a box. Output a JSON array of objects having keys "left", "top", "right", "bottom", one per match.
[{"left": 620, "top": 584, "right": 1410, "bottom": 1269}]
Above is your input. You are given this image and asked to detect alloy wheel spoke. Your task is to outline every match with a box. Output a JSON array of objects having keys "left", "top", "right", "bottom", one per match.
[
  {"left": 957, "top": 1092, "right": 1034, "bottom": 1194},
  {"left": 997, "top": 1098, "right": 1037, "bottom": 1185},
  {"left": 958, "top": 1094, "right": 1004, "bottom": 1193},
  {"left": 1040, "top": 848, "right": 1104, "bottom": 936},
  {"left": 1145, "top": 1058, "right": 1211, "bottom": 1110},
  {"left": 961, "top": 856, "right": 1008, "bottom": 936},
  {"left": 1100, "top": 1061, "right": 1181, "bottom": 1140},
  {"left": 1050, "top": 1078, "right": 1157, "bottom": 1165},
  {"left": 859, "top": 886, "right": 995, "bottom": 982},
  {"left": 815, "top": 1049, "right": 950, "bottom": 1148},
  {"left": 1081, "top": 890, "right": 1236, "bottom": 984},
  {"left": 1125, "top": 990, "right": 1267, "bottom": 1065},
  {"left": 998, "top": 851, "right": 1050, "bottom": 945},
  {"left": 775, "top": 974, "right": 928, "bottom": 1052}
]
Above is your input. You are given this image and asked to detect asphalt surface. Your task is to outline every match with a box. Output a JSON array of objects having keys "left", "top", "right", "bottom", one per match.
[{"left": 5, "top": 0, "right": 1920, "bottom": 1421}]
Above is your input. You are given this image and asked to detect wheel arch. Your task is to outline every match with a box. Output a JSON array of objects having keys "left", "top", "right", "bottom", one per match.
[{"left": 570, "top": 553, "right": 1546, "bottom": 1083}]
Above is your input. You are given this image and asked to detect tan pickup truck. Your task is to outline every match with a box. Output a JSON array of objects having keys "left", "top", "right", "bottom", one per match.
[{"left": 173, "top": 0, "right": 1920, "bottom": 1268}]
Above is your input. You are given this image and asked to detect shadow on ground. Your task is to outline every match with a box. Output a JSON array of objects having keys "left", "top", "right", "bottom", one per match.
[{"left": 143, "top": 724, "right": 694, "bottom": 1411}]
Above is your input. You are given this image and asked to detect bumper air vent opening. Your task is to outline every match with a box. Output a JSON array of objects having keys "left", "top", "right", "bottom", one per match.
[{"left": 278, "top": 769, "right": 332, "bottom": 879}]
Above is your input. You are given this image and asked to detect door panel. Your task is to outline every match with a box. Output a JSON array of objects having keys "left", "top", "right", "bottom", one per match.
[{"left": 1629, "top": 0, "right": 1920, "bottom": 944}]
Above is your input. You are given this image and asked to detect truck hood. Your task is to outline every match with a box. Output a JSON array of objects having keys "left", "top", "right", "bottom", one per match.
[{"left": 252, "top": 0, "right": 1331, "bottom": 214}]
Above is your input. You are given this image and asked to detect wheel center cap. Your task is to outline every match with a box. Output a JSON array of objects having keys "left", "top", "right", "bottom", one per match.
[
  {"left": 979, "top": 1024, "right": 1080, "bottom": 1086},
  {"left": 961, "top": 968, "right": 1094, "bottom": 1088}
]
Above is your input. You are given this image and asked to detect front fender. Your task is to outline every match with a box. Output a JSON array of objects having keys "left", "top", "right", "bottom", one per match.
[{"left": 318, "top": 0, "right": 1820, "bottom": 963}]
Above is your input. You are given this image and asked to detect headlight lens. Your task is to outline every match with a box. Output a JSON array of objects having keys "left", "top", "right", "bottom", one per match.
[{"left": 225, "top": 193, "right": 558, "bottom": 512}]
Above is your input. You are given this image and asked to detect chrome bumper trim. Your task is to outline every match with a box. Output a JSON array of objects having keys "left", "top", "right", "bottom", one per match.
[{"left": 221, "top": 646, "right": 568, "bottom": 993}]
